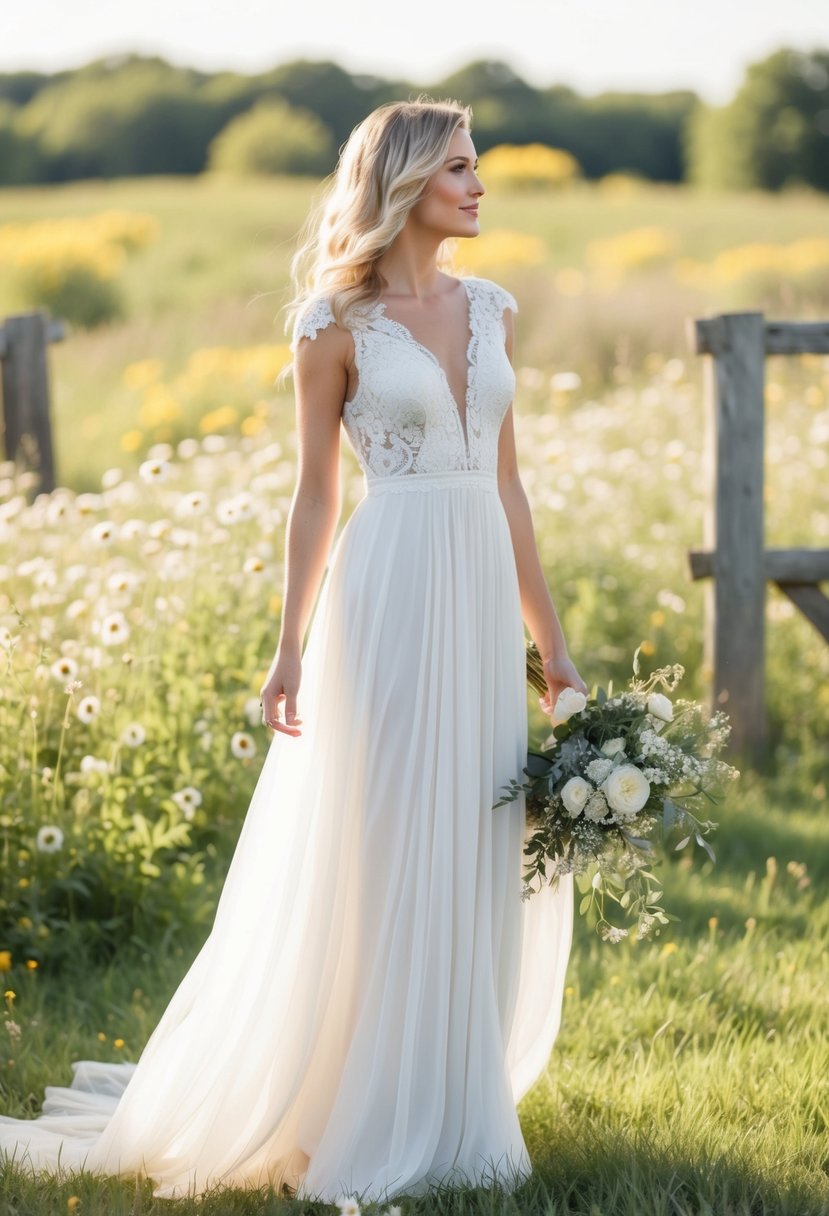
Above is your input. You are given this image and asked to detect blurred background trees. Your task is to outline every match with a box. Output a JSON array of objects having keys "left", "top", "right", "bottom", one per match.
[{"left": 0, "top": 45, "right": 825, "bottom": 191}]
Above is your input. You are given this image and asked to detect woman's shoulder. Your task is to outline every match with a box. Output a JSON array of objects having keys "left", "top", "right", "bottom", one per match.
[
  {"left": 289, "top": 294, "right": 338, "bottom": 353},
  {"left": 462, "top": 275, "right": 519, "bottom": 315}
]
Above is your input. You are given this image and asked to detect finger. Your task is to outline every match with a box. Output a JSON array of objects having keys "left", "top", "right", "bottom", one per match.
[{"left": 268, "top": 718, "right": 303, "bottom": 736}]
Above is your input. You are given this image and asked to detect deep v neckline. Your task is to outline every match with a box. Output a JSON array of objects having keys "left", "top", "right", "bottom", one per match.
[{"left": 371, "top": 277, "right": 475, "bottom": 460}]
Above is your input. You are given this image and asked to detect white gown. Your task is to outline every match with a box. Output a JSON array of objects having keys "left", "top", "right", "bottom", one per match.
[{"left": 0, "top": 274, "right": 574, "bottom": 1204}]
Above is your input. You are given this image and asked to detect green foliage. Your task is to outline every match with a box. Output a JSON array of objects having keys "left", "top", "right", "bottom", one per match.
[
  {"left": 14, "top": 262, "right": 124, "bottom": 328},
  {"left": 687, "top": 48, "right": 829, "bottom": 192},
  {"left": 0, "top": 49, "right": 765, "bottom": 189},
  {"left": 0, "top": 100, "right": 44, "bottom": 186},
  {"left": 207, "top": 97, "right": 336, "bottom": 177}
]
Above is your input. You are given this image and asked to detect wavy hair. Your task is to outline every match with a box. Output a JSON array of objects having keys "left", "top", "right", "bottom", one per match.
[{"left": 276, "top": 94, "right": 472, "bottom": 387}]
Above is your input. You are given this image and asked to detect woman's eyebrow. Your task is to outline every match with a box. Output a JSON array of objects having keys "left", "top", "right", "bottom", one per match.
[{"left": 445, "top": 155, "right": 479, "bottom": 165}]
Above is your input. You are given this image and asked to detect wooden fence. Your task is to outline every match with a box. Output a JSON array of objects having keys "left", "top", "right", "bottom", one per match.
[
  {"left": 686, "top": 310, "right": 829, "bottom": 766},
  {"left": 0, "top": 310, "right": 65, "bottom": 495}
]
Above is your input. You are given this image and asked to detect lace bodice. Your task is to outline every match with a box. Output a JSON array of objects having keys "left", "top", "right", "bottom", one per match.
[{"left": 290, "top": 276, "right": 518, "bottom": 479}]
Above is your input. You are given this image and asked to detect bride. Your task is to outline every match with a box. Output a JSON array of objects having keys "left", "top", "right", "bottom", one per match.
[{"left": 1, "top": 94, "right": 587, "bottom": 1206}]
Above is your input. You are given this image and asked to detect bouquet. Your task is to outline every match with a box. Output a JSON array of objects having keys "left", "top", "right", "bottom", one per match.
[{"left": 495, "top": 642, "right": 740, "bottom": 942}]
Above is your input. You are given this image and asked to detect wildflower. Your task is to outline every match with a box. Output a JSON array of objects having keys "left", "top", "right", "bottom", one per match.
[
  {"left": 80, "top": 754, "right": 109, "bottom": 774},
  {"left": 243, "top": 556, "right": 265, "bottom": 575},
  {"left": 4, "top": 1020, "right": 21, "bottom": 1040},
  {"left": 175, "top": 491, "right": 208, "bottom": 518},
  {"left": 0, "top": 952, "right": 11, "bottom": 971},
  {"left": 67, "top": 1197, "right": 81, "bottom": 1211},
  {"left": 36, "top": 826, "right": 64, "bottom": 853},
  {"left": 139, "top": 458, "right": 172, "bottom": 484},
  {"left": 231, "top": 732, "right": 256, "bottom": 759},
  {"left": 90, "top": 521, "right": 117, "bottom": 546},
  {"left": 120, "top": 722, "right": 147, "bottom": 748},
  {"left": 337, "top": 1199, "right": 361, "bottom": 1216},
  {"left": 76, "top": 695, "right": 101, "bottom": 723},
  {"left": 106, "top": 570, "right": 141, "bottom": 594},
  {"left": 119, "top": 518, "right": 147, "bottom": 541},
  {"left": 25, "top": 960, "right": 38, "bottom": 970},
  {"left": 100, "top": 612, "right": 130, "bottom": 646},
  {"left": 4, "top": 991, "right": 16, "bottom": 1003},
  {"left": 113, "top": 1038, "right": 125, "bottom": 1049},
  {"left": 172, "top": 787, "right": 203, "bottom": 820},
  {"left": 50, "top": 656, "right": 79, "bottom": 682}
]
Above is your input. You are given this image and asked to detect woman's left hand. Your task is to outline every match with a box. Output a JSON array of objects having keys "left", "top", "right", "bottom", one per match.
[{"left": 538, "top": 651, "right": 589, "bottom": 719}]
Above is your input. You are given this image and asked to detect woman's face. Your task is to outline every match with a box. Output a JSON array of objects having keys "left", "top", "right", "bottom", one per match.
[{"left": 408, "top": 127, "right": 485, "bottom": 239}]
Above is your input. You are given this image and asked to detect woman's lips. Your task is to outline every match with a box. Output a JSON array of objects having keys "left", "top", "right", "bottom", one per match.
[{"left": 460, "top": 206, "right": 479, "bottom": 215}]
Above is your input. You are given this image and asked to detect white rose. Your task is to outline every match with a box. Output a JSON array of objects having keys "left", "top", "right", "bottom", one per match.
[
  {"left": 552, "top": 686, "right": 587, "bottom": 723},
  {"left": 561, "top": 776, "right": 592, "bottom": 817},
  {"left": 601, "top": 763, "right": 651, "bottom": 818},
  {"left": 647, "top": 692, "right": 673, "bottom": 722},
  {"left": 601, "top": 736, "right": 626, "bottom": 757}
]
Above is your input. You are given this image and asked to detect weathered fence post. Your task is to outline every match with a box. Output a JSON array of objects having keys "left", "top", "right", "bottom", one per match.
[
  {"left": 687, "top": 311, "right": 829, "bottom": 768},
  {"left": 698, "top": 312, "right": 767, "bottom": 763},
  {"left": 0, "top": 310, "right": 65, "bottom": 495}
]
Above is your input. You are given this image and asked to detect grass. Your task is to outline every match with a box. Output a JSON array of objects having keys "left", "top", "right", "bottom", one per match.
[{"left": 1, "top": 767, "right": 827, "bottom": 1216}]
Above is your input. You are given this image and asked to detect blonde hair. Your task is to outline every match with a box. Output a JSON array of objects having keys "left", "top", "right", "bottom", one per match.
[{"left": 277, "top": 93, "right": 472, "bottom": 386}]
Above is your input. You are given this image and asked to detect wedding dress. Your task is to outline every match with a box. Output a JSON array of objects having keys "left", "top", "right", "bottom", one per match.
[{"left": 0, "top": 274, "right": 574, "bottom": 1204}]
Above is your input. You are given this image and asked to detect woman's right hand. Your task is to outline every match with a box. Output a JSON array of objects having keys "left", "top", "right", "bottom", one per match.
[{"left": 259, "top": 649, "right": 303, "bottom": 737}]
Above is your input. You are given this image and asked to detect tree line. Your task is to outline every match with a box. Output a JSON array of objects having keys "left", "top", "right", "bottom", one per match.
[{"left": 0, "top": 48, "right": 826, "bottom": 191}]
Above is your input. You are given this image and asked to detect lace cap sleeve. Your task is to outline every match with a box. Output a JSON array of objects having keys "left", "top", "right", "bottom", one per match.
[
  {"left": 289, "top": 296, "right": 336, "bottom": 354},
  {"left": 488, "top": 280, "right": 518, "bottom": 315}
]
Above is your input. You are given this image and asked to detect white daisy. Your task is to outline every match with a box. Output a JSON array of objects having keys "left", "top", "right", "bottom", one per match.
[
  {"left": 121, "top": 722, "right": 146, "bottom": 748},
  {"left": 139, "top": 459, "right": 172, "bottom": 484},
  {"left": 100, "top": 612, "right": 130, "bottom": 646},
  {"left": 90, "top": 520, "right": 117, "bottom": 546},
  {"left": 50, "top": 656, "right": 79, "bottom": 682},
  {"left": 76, "top": 695, "right": 102, "bottom": 724},
  {"left": 119, "top": 519, "right": 147, "bottom": 541},
  {"left": 101, "top": 467, "right": 124, "bottom": 489},
  {"left": 174, "top": 491, "right": 208, "bottom": 518},
  {"left": 172, "top": 787, "right": 203, "bottom": 820},
  {"left": 243, "top": 556, "right": 265, "bottom": 575},
  {"left": 36, "top": 825, "right": 64, "bottom": 853},
  {"left": 230, "top": 731, "right": 256, "bottom": 759},
  {"left": 337, "top": 1200, "right": 361, "bottom": 1216}
]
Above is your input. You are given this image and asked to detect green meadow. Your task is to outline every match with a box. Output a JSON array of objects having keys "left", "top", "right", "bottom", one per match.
[{"left": 0, "top": 174, "right": 828, "bottom": 1214}]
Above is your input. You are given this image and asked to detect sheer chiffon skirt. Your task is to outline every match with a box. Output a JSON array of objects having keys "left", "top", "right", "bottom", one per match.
[{"left": 0, "top": 469, "right": 573, "bottom": 1204}]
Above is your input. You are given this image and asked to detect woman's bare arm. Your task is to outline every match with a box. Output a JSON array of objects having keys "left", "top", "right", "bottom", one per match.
[
  {"left": 496, "top": 307, "right": 588, "bottom": 708},
  {"left": 260, "top": 321, "right": 351, "bottom": 735}
]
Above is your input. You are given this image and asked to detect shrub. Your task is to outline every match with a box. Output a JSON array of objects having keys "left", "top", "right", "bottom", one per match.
[{"left": 207, "top": 96, "right": 335, "bottom": 176}]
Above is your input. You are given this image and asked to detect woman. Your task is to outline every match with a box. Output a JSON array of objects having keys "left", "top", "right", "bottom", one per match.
[{"left": 0, "top": 95, "right": 586, "bottom": 1206}]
